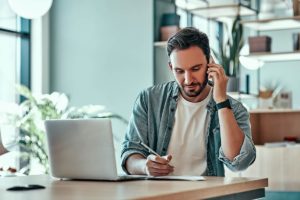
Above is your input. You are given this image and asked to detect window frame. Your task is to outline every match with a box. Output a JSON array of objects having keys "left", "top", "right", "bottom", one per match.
[{"left": 0, "top": 18, "right": 31, "bottom": 95}]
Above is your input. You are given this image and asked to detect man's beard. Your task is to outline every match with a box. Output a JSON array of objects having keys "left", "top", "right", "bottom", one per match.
[{"left": 180, "top": 74, "right": 208, "bottom": 97}]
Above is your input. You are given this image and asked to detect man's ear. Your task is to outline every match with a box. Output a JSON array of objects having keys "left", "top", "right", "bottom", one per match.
[{"left": 168, "top": 61, "right": 173, "bottom": 71}]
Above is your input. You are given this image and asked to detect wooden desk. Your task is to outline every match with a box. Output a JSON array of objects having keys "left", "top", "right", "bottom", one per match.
[{"left": 0, "top": 175, "right": 268, "bottom": 200}]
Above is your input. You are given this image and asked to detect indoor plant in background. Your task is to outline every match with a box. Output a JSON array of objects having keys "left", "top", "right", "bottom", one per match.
[
  {"left": 3, "top": 85, "right": 128, "bottom": 174},
  {"left": 213, "top": 15, "right": 244, "bottom": 92}
]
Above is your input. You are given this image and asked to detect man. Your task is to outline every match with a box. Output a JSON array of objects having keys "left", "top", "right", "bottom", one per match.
[{"left": 121, "top": 27, "right": 256, "bottom": 176}]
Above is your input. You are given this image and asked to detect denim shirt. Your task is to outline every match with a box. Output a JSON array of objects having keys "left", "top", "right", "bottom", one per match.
[{"left": 121, "top": 81, "right": 256, "bottom": 176}]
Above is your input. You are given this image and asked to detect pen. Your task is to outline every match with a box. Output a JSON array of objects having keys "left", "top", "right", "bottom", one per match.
[{"left": 139, "top": 141, "right": 161, "bottom": 157}]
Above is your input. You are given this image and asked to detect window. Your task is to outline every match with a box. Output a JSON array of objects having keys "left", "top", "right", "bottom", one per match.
[{"left": 0, "top": 0, "right": 30, "bottom": 169}]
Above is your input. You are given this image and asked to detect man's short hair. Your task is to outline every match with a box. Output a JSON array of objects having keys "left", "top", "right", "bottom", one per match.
[{"left": 167, "top": 27, "right": 210, "bottom": 62}]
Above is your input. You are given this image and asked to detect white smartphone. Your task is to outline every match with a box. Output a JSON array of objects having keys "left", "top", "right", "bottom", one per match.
[{"left": 207, "top": 50, "right": 218, "bottom": 87}]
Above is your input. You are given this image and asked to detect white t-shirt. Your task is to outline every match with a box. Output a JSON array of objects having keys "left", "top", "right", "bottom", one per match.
[{"left": 167, "top": 89, "right": 212, "bottom": 175}]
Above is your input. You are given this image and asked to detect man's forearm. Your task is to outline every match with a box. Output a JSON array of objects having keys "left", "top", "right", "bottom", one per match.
[
  {"left": 218, "top": 108, "right": 245, "bottom": 161},
  {"left": 125, "top": 154, "right": 147, "bottom": 175}
]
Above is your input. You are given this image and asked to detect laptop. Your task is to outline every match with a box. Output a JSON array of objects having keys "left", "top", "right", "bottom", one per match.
[
  {"left": 44, "top": 118, "right": 144, "bottom": 181},
  {"left": 44, "top": 118, "right": 205, "bottom": 181}
]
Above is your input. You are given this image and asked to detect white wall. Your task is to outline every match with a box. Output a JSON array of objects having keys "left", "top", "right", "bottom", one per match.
[
  {"left": 31, "top": 14, "right": 50, "bottom": 94},
  {"left": 49, "top": 0, "right": 153, "bottom": 172},
  {"left": 50, "top": 0, "right": 153, "bottom": 120}
]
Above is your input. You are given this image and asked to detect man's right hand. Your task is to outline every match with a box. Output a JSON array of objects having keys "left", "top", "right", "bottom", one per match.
[
  {"left": 144, "top": 154, "right": 174, "bottom": 176},
  {"left": 126, "top": 153, "right": 174, "bottom": 176}
]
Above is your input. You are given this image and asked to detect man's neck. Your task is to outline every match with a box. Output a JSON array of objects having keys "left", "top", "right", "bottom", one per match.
[{"left": 181, "top": 85, "right": 212, "bottom": 103}]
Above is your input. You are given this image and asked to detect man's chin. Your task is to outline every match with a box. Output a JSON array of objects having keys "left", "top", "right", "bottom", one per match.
[{"left": 183, "top": 89, "right": 201, "bottom": 97}]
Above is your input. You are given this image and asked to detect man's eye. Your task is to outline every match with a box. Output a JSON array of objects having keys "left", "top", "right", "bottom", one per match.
[
  {"left": 192, "top": 67, "right": 200, "bottom": 71},
  {"left": 175, "top": 69, "right": 184, "bottom": 74}
]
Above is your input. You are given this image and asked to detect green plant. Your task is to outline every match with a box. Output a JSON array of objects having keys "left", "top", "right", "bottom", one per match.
[
  {"left": 213, "top": 15, "right": 244, "bottom": 77},
  {"left": 4, "top": 85, "right": 128, "bottom": 174}
]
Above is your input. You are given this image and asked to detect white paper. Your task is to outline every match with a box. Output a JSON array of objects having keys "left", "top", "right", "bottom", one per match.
[{"left": 146, "top": 175, "right": 205, "bottom": 181}]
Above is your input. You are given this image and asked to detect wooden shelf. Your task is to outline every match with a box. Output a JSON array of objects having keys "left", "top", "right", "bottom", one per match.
[
  {"left": 176, "top": 2, "right": 257, "bottom": 19},
  {"left": 227, "top": 92, "right": 257, "bottom": 100},
  {"left": 241, "top": 16, "right": 300, "bottom": 31},
  {"left": 190, "top": 4, "right": 256, "bottom": 19},
  {"left": 244, "top": 51, "right": 300, "bottom": 62},
  {"left": 175, "top": 0, "right": 207, "bottom": 10}
]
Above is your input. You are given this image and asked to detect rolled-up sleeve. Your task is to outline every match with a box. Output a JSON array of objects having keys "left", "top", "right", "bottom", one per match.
[
  {"left": 218, "top": 103, "right": 256, "bottom": 172},
  {"left": 121, "top": 145, "right": 149, "bottom": 174},
  {"left": 121, "top": 90, "right": 150, "bottom": 174}
]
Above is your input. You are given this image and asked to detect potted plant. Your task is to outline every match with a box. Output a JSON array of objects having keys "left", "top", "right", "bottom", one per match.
[
  {"left": 2, "top": 85, "right": 128, "bottom": 174},
  {"left": 213, "top": 15, "right": 244, "bottom": 92}
]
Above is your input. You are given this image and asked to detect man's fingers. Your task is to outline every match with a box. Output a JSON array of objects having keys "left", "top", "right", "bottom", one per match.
[
  {"left": 163, "top": 154, "right": 172, "bottom": 162},
  {"left": 148, "top": 161, "right": 174, "bottom": 170},
  {"left": 147, "top": 168, "right": 174, "bottom": 176},
  {"left": 149, "top": 168, "right": 173, "bottom": 174},
  {"left": 146, "top": 156, "right": 174, "bottom": 170},
  {"left": 207, "top": 65, "right": 225, "bottom": 75},
  {"left": 208, "top": 71, "right": 219, "bottom": 81},
  {"left": 208, "top": 67, "right": 228, "bottom": 83},
  {"left": 147, "top": 154, "right": 169, "bottom": 164},
  {"left": 145, "top": 154, "right": 174, "bottom": 176},
  {"left": 209, "top": 55, "right": 216, "bottom": 64},
  {"left": 145, "top": 161, "right": 174, "bottom": 176}
]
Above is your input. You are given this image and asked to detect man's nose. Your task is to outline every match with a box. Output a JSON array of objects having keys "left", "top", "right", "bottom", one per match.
[{"left": 184, "top": 72, "right": 193, "bottom": 85}]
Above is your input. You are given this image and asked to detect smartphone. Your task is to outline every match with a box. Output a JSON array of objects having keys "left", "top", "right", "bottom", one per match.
[
  {"left": 6, "top": 184, "right": 45, "bottom": 191},
  {"left": 207, "top": 51, "right": 218, "bottom": 87}
]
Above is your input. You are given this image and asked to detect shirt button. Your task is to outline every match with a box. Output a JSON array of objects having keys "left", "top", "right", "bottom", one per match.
[
  {"left": 170, "top": 108, "right": 175, "bottom": 112},
  {"left": 168, "top": 127, "right": 172, "bottom": 131}
]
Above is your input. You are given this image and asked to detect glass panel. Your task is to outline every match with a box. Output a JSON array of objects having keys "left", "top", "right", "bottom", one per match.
[
  {"left": 0, "top": 34, "right": 19, "bottom": 102},
  {"left": 193, "top": 16, "right": 220, "bottom": 56},
  {"left": 0, "top": 0, "right": 21, "bottom": 170},
  {"left": 193, "top": 16, "right": 209, "bottom": 35},
  {"left": 0, "top": 32, "right": 20, "bottom": 170},
  {"left": 0, "top": 0, "right": 19, "bottom": 31},
  {"left": 177, "top": 8, "right": 187, "bottom": 28}
]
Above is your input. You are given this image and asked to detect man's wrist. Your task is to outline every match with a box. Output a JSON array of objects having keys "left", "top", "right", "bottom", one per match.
[
  {"left": 214, "top": 93, "right": 227, "bottom": 104},
  {"left": 216, "top": 99, "right": 232, "bottom": 110},
  {"left": 215, "top": 98, "right": 227, "bottom": 104}
]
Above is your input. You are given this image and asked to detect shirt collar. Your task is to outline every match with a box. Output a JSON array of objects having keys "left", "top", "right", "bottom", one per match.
[{"left": 171, "top": 81, "right": 179, "bottom": 101}]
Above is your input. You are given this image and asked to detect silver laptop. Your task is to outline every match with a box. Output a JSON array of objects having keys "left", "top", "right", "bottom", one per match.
[
  {"left": 44, "top": 118, "right": 143, "bottom": 181},
  {"left": 44, "top": 119, "right": 205, "bottom": 182}
]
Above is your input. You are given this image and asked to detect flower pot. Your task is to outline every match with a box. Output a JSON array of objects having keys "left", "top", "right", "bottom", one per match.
[
  {"left": 249, "top": 36, "right": 272, "bottom": 53},
  {"left": 161, "top": 13, "right": 180, "bottom": 26},
  {"left": 160, "top": 26, "right": 180, "bottom": 41},
  {"left": 227, "top": 76, "right": 239, "bottom": 92},
  {"left": 160, "top": 13, "right": 180, "bottom": 41}
]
